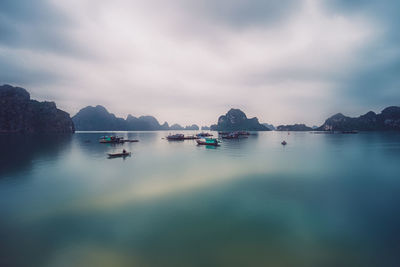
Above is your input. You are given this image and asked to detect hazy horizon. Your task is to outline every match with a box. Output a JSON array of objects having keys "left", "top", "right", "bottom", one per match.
[{"left": 1, "top": 0, "right": 399, "bottom": 126}]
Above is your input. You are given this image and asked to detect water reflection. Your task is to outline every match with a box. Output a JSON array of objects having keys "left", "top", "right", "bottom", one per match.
[{"left": 0, "top": 134, "right": 72, "bottom": 178}]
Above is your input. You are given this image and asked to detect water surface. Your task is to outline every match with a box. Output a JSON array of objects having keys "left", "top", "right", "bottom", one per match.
[{"left": 1, "top": 131, "right": 400, "bottom": 267}]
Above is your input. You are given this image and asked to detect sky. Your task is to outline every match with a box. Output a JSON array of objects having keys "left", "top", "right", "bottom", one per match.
[{"left": 0, "top": 0, "right": 399, "bottom": 126}]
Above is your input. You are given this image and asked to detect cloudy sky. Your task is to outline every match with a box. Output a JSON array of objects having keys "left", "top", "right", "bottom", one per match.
[{"left": 0, "top": 0, "right": 399, "bottom": 126}]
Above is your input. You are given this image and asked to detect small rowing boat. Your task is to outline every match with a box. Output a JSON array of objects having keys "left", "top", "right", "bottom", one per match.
[{"left": 108, "top": 151, "right": 131, "bottom": 158}]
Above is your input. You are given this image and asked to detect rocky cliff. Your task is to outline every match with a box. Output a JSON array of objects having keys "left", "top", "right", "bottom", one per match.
[
  {"left": 317, "top": 106, "right": 400, "bottom": 131},
  {"left": 72, "top": 105, "right": 174, "bottom": 131},
  {"left": 169, "top": 123, "right": 184, "bottom": 130},
  {"left": 277, "top": 124, "right": 313, "bottom": 131},
  {"left": 185, "top": 124, "right": 200, "bottom": 130},
  {"left": 0, "top": 84, "right": 75, "bottom": 133},
  {"left": 210, "top": 109, "right": 269, "bottom": 131},
  {"left": 262, "top": 123, "right": 276, "bottom": 130}
]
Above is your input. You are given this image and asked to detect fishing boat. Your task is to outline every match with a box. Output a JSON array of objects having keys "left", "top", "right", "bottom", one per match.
[
  {"left": 124, "top": 139, "right": 139, "bottom": 142},
  {"left": 221, "top": 132, "right": 248, "bottom": 139},
  {"left": 221, "top": 132, "right": 239, "bottom": 139},
  {"left": 166, "top": 134, "right": 185, "bottom": 140},
  {"left": 236, "top": 131, "right": 250, "bottom": 136},
  {"left": 107, "top": 151, "right": 131, "bottom": 158},
  {"left": 166, "top": 134, "right": 200, "bottom": 140},
  {"left": 99, "top": 136, "right": 124, "bottom": 144},
  {"left": 183, "top": 135, "right": 200, "bottom": 140},
  {"left": 196, "top": 138, "right": 220, "bottom": 146},
  {"left": 310, "top": 131, "right": 334, "bottom": 134},
  {"left": 219, "top": 131, "right": 250, "bottom": 139},
  {"left": 196, "top": 132, "right": 213, "bottom": 137},
  {"left": 342, "top": 130, "right": 358, "bottom": 134}
]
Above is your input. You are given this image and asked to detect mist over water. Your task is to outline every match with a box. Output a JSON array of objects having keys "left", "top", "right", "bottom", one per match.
[{"left": 1, "top": 131, "right": 400, "bottom": 267}]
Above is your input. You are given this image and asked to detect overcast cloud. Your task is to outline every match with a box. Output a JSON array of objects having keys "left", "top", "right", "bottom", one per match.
[{"left": 0, "top": 0, "right": 399, "bottom": 126}]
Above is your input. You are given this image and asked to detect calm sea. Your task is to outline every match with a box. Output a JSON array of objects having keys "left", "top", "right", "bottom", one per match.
[{"left": 1, "top": 131, "right": 400, "bottom": 267}]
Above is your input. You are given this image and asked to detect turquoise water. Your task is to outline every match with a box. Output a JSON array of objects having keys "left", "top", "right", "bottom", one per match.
[{"left": 1, "top": 131, "right": 400, "bottom": 267}]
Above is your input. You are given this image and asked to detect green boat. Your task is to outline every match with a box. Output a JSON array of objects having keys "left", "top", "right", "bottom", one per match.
[{"left": 196, "top": 138, "right": 220, "bottom": 146}]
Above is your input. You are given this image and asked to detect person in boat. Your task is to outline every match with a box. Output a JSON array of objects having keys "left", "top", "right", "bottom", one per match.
[{"left": 123, "top": 149, "right": 126, "bottom": 154}]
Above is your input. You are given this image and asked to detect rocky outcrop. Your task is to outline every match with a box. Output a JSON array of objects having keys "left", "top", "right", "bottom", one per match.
[
  {"left": 169, "top": 123, "right": 184, "bottom": 130},
  {"left": 276, "top": 124, "right": 313, "bottom": 131},
  {"left": 210, "top": 108, "right": 269, "bottom": 131},
  {"left": 262, "top": 123, "right": 276, "bottom": 130},
  {"left": 72, "top": 105, "right": 125, "bottom": 131},
  {"left": 317, "top": 106, "right": 400, "bottom": 131},
  {"left": 0, "top": 84, "right": 74, "bottom": 133},
  {"left": 185, "top": 124, "right": 199, "bottom": 130},
  {"left": 160, "top": 122, "right": 170, "bottom": 130},
  {"left": 72, "top": 105, "right": 176, "bottom": 131},
  {"left": 126, "top": 114, "right": 165, "bottom": 131}
]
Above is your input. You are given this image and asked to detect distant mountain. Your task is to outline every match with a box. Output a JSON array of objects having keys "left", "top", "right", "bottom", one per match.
[
  {"left": 126, "top": 114, "right": 166, "bottom": 131},
  {"left": 276, "top": 124, "right": 313, "bottom": 131},
  {"left": 160, "top": 122, "right": 170, "bottom": 130},
  {"left": 72, "top": 105, "right": 125, "bottom": 131},
  {"left": 317, "top": 106, "right": 400, "bottom": 131},
  {"left": 262, "top": 123, "right": 275, "bottom": 130},
  {"left": 210, "top": 108, "right": 269, "bottom": 131},
  {"left": 72, "top": 105, "right": 169, "bottom": 131},
  {"left": 185, "top": 124, "right": 199, "bottom": 130},
  {"left": 169, "top": 123, "right": 184, "bottom": 130},
  {"left": 0, "top": 84, "right": 74, "bottom": 133},
  {"left": 201, "top": 126, "right": 210, "bottom": 130}
]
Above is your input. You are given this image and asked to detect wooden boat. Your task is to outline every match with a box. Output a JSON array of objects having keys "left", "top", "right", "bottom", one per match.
[
  {"left": 124, "top": 139, "right": 139, "bottom": 142},
  {"left": 166, "top": 134, "right": 200, "bottom": 140},
  {"left": 236, "top": 131, "right": 250, "bottom": 136},
  {"left": 197, "top": 132, "right": 213, "bottom": 137},
  {"left": 196, "top": 138, "right": 220, "bottom": 146},
  {"left": 310, "top": 131, "right": 334, "bottom": 134},
  {"left": 183, "top": 135, "right": 200, "bottom": 140},
  {"left": 221, "top": 134, "right": 238, "bottom": 139},
  {"left": 107, "top": 152, "right": 131, "bottom": 158},
  {"left": 342, "top": 130, "right": 358, "bottom": 134},
  {"left": 99, "top": 136, "right": 124, "bottom": 143},
  {"left": 219, "top": 131, "right": 250, "bottom": 139},
  {"left": 221, "top": 132, "right": 248, "bottom": 139},
  {"left": 166, "top": 134, "right": 185, "bottom": 140}
]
